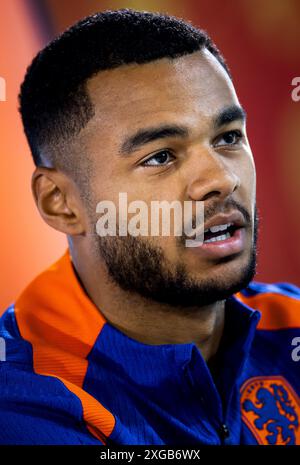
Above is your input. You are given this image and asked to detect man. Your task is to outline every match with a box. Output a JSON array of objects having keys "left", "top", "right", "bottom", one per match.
[{"left": 0, "top": 9, "right": 299, "bottom": 445}]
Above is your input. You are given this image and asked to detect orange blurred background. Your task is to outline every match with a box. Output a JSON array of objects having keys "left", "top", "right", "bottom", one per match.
[{"left": 1, "top": 0, "right": 300, "bottom": 313}]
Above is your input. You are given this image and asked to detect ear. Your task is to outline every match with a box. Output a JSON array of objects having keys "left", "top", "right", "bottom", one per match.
[{"left": 31, "top": 167, "right": 86, "bottom": 235}]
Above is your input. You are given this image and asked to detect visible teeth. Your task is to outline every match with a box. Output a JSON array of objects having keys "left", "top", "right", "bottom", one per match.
[
  {"left": 210, "top": 223, "right": 231, "bottom": 233},
  {"left": 204, "top": 232, "right": 231, "bottom": 243},
  {"left": 204, "top": 223, "right": 232, "bottom": 234}
]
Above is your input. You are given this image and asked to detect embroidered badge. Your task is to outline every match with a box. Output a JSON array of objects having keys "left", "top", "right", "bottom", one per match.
[{"left": 240, "top": 376, "right": 300, "bottom": 445}]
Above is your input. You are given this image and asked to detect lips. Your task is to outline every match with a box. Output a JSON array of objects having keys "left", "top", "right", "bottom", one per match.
[
  {"left": 190, "top": 210, "right": 248, "bottom": 259},
  {"left": 203, "top": 210, "right": 246, "bottom": 234}
]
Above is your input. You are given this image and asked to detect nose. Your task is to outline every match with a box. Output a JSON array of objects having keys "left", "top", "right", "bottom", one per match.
[{"left": 186, "top": 148, "right": 241, "bottom": 202}]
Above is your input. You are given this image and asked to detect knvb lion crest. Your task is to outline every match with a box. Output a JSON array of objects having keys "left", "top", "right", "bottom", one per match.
[{"left": 241, "top": 376, "right": 300, "bottom": 445}]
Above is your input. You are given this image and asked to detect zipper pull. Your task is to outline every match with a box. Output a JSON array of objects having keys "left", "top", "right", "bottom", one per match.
[{"left": 218, "top": 423, "right": 230, "bottom": 441}]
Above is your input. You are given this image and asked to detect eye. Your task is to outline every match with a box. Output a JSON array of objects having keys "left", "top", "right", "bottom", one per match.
[
  {"left": 141, "top": 150, "right": 175, "bottom": 167},
  {"left": 214, "top": 130, "right": 243, "bottom": 147}
]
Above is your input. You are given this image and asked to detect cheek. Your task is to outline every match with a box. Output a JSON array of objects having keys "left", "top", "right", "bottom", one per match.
[
  {"left": 237, "top": 151, "right": 256, "bottom": 200},
  {"left": 246, "top": 157, "right": 256, "bottom": 209},
  {"left": 237, "top": 155, "right": 256, "bottom": 230}
]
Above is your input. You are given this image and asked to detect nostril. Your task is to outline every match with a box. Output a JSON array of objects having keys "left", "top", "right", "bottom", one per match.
[{"left": 201, "top": 191, "right": 221, "bottom": 202}]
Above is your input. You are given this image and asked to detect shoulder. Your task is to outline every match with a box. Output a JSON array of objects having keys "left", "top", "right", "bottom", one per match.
[
  {"left": 235, "top": 281, "right": 300, "bottom": 330},
  {"left": 0, "top": 360, "right": 102, "bottom": 444},
  {"left": 0, "top": 307, "right": 101, "bottom": 445}
]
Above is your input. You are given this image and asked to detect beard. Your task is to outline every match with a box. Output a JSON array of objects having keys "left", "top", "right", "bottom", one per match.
[{"left": 92, "top": 202, "right": 258, "bottom": 309}]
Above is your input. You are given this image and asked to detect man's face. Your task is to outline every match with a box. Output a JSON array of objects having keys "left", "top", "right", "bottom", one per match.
[{"left": 78, "top": 49, "right": 257, "bottom": 307}]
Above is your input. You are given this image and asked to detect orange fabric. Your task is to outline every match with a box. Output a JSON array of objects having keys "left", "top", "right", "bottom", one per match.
[
  {"left": 14, "top": 249, "right": 115, "bottom": 442},
  {"left": 235, "top": 291, "right": 300, "bottom": 331}
]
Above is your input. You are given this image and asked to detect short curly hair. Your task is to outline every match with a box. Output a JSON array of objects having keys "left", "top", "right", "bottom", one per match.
[{"left": 19, "top": 8, "right": 229, "bottom": 170}]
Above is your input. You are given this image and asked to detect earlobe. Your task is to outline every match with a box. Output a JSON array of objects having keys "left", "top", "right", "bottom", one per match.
[{"left": 31, "top": 167, "right": 85, "bottom": 235}]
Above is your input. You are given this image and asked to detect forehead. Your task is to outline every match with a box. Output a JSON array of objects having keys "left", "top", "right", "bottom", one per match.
[{"left": 84, "top": 49, "right": 239, "bottom": 139}]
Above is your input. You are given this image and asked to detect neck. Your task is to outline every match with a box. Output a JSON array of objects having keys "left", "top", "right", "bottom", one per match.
[{"left": 71, "top": 247, "right": 225, "bottom": 362}]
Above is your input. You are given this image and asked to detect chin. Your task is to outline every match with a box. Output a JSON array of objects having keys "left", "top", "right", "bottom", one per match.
[{"left": 188, "top": 251, "right": 256, "bottom": 289}]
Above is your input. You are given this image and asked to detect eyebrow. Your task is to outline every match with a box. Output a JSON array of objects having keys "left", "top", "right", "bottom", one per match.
[
  {"left": 120, "top": 125, "right": 188, "bottom": 155},
  {"left": 214, "top": 104, "right": 246, "bottom": 128},
  {"left": 119, "top": 104, "right": 246, "bottom": 155}
]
